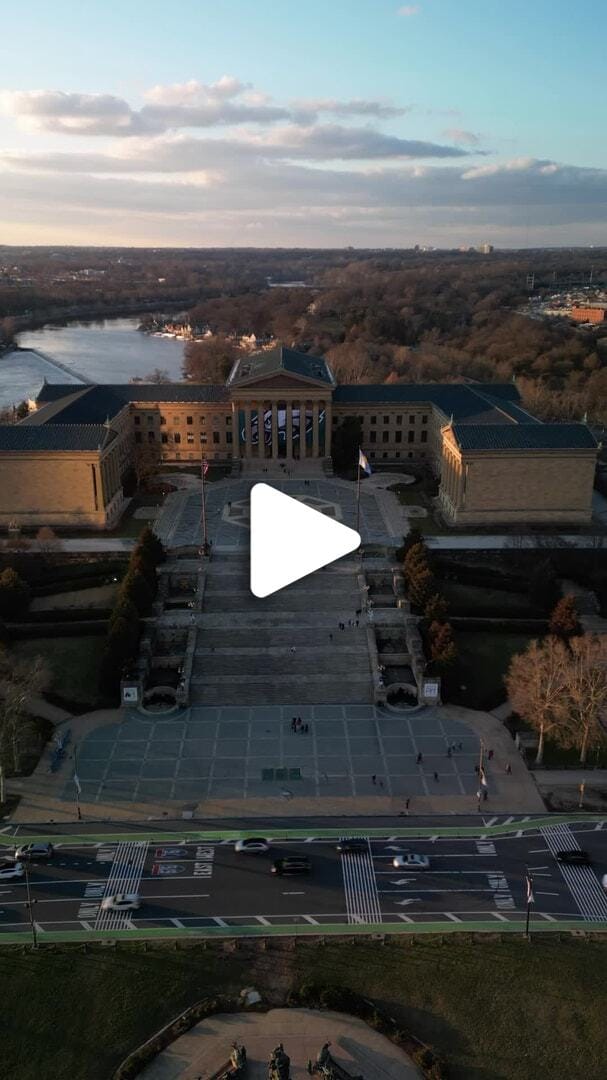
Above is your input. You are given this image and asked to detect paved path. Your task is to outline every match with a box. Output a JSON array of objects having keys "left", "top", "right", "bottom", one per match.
[{"left": 139, "top": 1008, "right": 421, "bottom": 1079}]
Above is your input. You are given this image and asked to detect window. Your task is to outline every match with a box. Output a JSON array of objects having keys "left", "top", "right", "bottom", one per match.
[
  {"left": 421, "top": 430, "right": 428, "bottom": 443},
  {"left": 174, "top": 433, "right": 181, "bottom": 444},
  {"left": 161, "top": 433, "right": 168, "bottom": 444},
  {"left": 370, "top": 451, "right": 376, "bottom": 459},
  {"left": 200, "top": 433, "right": 207, "bottom": 444},
  {"left": 226, "top": 431, "right": 233, "bottom": 444},
  {"left": 160, "top": 415, "right": 166, "bottom": 425},
  {"left": 370, "top": 415, "right": 377, "bottom": 425},
  {"left": 382, "top": 451, "right": 388, "bottom": 459},
  {"left": 395, "top": 431, "right": 402, "bottom": 443},
  {"left": 370, "top": 430, "right": 377, "bottom": 443},
  {"left": 213, "top": 431, "right": 220, "bottom": 444},
  {"left": 187, "top": 416, "right": 193, "bottom": 425},
  {"left": 383, "top": 415, "right": 389, "bottom": 425},
  {"left": 422, "top": 414, "right": 428, "bottom": 424},
  {"left": 199, "top": 415, "right": 206, "bottom": 425},
  {"left": 147, "top": 415, "right": 154, "bottom": 426},
  {"left": 408, "top": 431, "right": 414, "bottom": 443},
  {"left": 135, "top": 431, "right": 142, "bottom": 443},
  {"left": 395, "top": 451, "right": 401, "bottom": 459},
  {"left": 226, "top": 416, "right": 232, "bottom": 426},
  {"left": 396, "top": 415, "right": 403, "bottom": 425},
  {"left": 408, "top": 451, "right": 413, "bottom": 458},
  {"left": 175, "top": 452, "right": 181, "bottom": 460},
  {"left": 409, "top": 414, "right": 415, "bottom": 424},
  {"left": 134, "top": 415, "right": 141, "bottom": 426},
  {"left": 173, "top": 416, "right": 180, "bottom": 424},
  {"left": 382, "top": 431, "right": 389, "bottom": 443},
  {"left": 187, "top": 432, "right": 194, "bottom": 444},
  {"left": 147, "top": 431, "right": 155, "bottom": 442}
]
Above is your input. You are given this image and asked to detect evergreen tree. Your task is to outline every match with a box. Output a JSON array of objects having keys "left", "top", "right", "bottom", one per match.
[
  {"left": 425, "top": 592, "right": 448, "bottom": 622},
  {"left": 332, "top": 417, "right": 362, "bottom": 471},
  {"left": 137, "top": 525, "right": 165, "bottom": 566},
  {"left": 119, "top": 568, "right": 155, "bottom": 616}
]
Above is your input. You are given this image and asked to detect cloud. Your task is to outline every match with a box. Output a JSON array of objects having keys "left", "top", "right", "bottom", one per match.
[
  {"left": 0, "top": 90, "right": 146, "bottom": 136},
  {"left": 290, "top": 98, "right": 410, "bottom": 121},
  {"left": 397, "top": 5, "right": 420, "bottom": 15},
  {"left": 442, "top": 128, "right": 481, "bottom": 146},
  {"left": 144, "top": 76, "right": 248, "bottom": 105}
]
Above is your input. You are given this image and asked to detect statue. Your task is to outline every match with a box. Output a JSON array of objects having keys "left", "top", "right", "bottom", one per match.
[
  {"left": 229, "top": 1042, "right": 247, "bottom": 1075},
  {"left": 268, "top": 1042, "right": 291, "bottom": 1079}
]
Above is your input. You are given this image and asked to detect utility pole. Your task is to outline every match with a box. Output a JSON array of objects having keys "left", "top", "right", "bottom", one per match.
[
  {"left": 24, "top": 862, "right": 38, "bottom": 949},
  {"left": 200, "top": 456, "right": 208, "bottom": 554},
  {"left": 73, "top": 745, "right": 82, "bottom": 821}
]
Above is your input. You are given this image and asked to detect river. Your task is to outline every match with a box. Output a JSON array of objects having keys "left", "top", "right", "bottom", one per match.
[{"left": 0, "top": 318, "right": 186, "bottom": 409}]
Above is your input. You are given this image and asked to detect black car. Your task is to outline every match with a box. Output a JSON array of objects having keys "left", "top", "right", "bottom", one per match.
[
  {"left": 271, "top": 856, "right": 311, "bottom": 876},
  {"left": 556, "top": 849, "right": 592, "bottom": 865},
  {"left": 336, "top": 839, "right": 367, "bottom": 855}
]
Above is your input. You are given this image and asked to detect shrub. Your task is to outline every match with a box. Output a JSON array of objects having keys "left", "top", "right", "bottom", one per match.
[
  {"left": 0, "top": 567, "right": 31, "bottom": 619},
  {"left": 120, "top": 568, "right": 155, "bottom": 615}
]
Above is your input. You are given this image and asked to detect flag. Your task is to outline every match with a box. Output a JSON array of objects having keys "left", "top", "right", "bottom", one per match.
[
  {"left": 73, "top": 773, "right": 82, "bottom": 795},
  {"left": 526, "top": 875, "right": 534, "bottom": 905},
  {"left": 480, "top": 767, "right": 487, "bottom": 787},
  {"left": 358, "top": 449, "right": 372, "bottom": 475},
  {"left": 202, "top": 459, "right": 209, "bottom": 476}
]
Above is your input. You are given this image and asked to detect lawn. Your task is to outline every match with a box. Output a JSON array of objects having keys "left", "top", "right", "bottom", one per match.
[
  {"left": 388, "top": 482, "right": 447, "bottom": 535},
  {"left": 31, "top": 584, "right": 118, "bottom": 611},
  {"left": 441, "top": 580, "right": 537, "bottom": 617},
  {"left": 449, "top": 630, "right": 535, "bottom": 710},
  {"left": 11, "top": 635, "right": 107, "bottom": 710},
  {"left": 1, "top": 938, "right": 606, "bottom": 1080}
]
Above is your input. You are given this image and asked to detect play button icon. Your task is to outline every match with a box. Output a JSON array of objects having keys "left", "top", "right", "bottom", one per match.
[{"left": 250, "top": 483, "right": 361, "bottom": 598}]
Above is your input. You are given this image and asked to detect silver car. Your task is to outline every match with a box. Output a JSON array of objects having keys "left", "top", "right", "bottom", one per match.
[{"left": 392, "top": 853, "right": 430, "bottom": 870}]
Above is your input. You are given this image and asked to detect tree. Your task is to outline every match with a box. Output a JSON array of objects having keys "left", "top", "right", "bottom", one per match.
[
  {"left": 137, "top": 524, "right": 165, "bottom": 566},
  {"left": 0, "top": 651, "right": 49, "bottom": 774},
  {"left": 425, "top": 592, "right": 448, "bottom": 622},
  {"left": 133, "top": 441, "right": 161, "bottom": 490},
  {"left": 0, "top": 568, "right": 30, "bottom": 619},
  {"left": 429, "top": 620, "right": 457, "bottom": 669},
  {"left": 119, "top": 568, "right": 155, "bottom": 615},
  {"left": 182, "top": 336, "right": 238, "bottom": 383},
  {"left": 142, "top": 368, "right": 170, "bottom": 383},
  {"left": 36, "top": 526, "right": 60, "bottom": 554},
  {"left": 398, "top": 526, "right": 423, "bottom": 560},
  {"left": 549, "top": 595, "right": 582, "bottom": 641},
  {"left": 403, "top": 541, "right": 435, "bottom": 610},
  {"left": 505, "top": 637, "right": 571, "bottom": 764},
  {"left": 563, "top": 635, "right": 607, "bottom": 764},
  {"left": 99, "top": 617, "right": 138, "bottom": 694}
]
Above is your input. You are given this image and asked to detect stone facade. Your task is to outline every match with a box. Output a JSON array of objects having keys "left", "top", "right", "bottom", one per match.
[{"left": 0, "top": 345, "right": 599, "bottom": 530}]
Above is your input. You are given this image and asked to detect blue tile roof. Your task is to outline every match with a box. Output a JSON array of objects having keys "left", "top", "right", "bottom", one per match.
[
  {"left": 229, "top": 346, "right": 334, "bottom": 386},
  {"left": 451, "top": 423, "right": 597, "bottom": 451},
  {"left": 34, "top": 383, "right": 229, "bottom": 425},
  {"left": 0, "top": 424, "right": 117, "bottom": 452}
]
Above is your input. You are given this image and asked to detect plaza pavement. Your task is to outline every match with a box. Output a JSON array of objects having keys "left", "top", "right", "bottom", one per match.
[{"left": 139, "top": 1008, "right": 421, "bottom": 1080}]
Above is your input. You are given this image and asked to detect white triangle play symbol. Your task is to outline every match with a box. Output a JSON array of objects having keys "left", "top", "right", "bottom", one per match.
[{"left": 250, "top": 483, "right": 361, "bottom": 598}]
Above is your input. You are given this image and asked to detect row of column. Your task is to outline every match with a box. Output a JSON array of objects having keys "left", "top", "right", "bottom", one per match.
[
  {"left": 237, "top": 400, "right": 332, "bottom": 459},
  {"left": 442, "top": 449, "right": 464, "bottom": 508}
]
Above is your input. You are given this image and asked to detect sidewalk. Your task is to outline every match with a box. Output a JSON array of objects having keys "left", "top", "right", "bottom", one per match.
[{"left": 139, "top": 1008, "right": 421, "bottom": 1080}]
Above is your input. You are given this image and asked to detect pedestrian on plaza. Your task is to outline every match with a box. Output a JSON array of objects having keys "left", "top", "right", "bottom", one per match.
[
  {"left": 446, "top": 747, "right": 452, "bottom": 758},
  {"left": 474, "top": 764, "right": 479, "bottom": 775},
  {"left": 304, "top": 722, "right": 309, "bottom": 734},
  {"left": 405, "top": 797, "right": 411, "bottom": 812},
  {"left": 483, "top": 788, "right": 489, "bottom": 801},
  {"left": 329, "top": 632, "right": 333, "bottom": 642},
  {"left": 291, "top": 717, "right": 296, "bottom": 732},
  {"left": 355, "top": 619, "right": 359, "bottom": 628},
  {"left": 372, "top": 774, "right": 376, "bottom": 785},
  {"left": 228, "top": 501, "right": 231, "bottom": 510},
  {"left": 290, "top": 646, "right": 296, "bottom": 654},
  {"left": 506, "top": 763, "right": 512, "bottom": 775},
  {"left": 488, "top": 749, "right": 494, "bottom": 760},
  {"left": 379, "top": 779, "right": 384, "bottom": 788},
  {"left": 416, "top": 752, "right": 423, "bottom": 765},
  {"left": 356, "top": 607, "right": 362, "bottom": 616},
  {"left": 434, "top": 771, "right": 439, "bottom": 782},
  {"left": 458, "top": 742, "right": 463, "bottom": 751}
]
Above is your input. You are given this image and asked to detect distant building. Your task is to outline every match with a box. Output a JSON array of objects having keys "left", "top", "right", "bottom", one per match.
[
  {"left": 571, "top": 305, "right": 607, "bottom": 324},
  {"left": 0, "top": 346, "right": 597, "bottom": 530},
  {"left": 478, "top": 243, "right": 494, "bottom": 254}
]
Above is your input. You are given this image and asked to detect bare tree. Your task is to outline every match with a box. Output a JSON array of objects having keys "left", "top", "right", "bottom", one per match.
[
  {"left": 134, "top": 442, "right": 162, "bottom": 490},
  {"left": 505, "top": 637, "right": 570, "bottom": 764},
  {"left": 36, "top": 526, "right": 61, "bottom": 554},
  {"left": 563, "top": 635, "right": 607, "bottom": 764},
  {"left": 0, "top": 653, "right": 49, "bottom": 773}
]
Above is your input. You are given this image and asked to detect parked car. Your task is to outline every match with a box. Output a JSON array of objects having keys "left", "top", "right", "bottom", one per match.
[
  {"left": 336, "top": 839, "right": 367, "bottom": 854},
  {"left": 601, "top": 873, "right": 607, "bottom": 892},
  {"left": 392, "top": 853, "right": 430, "bottom": 870},
  {"left": 14, "top": 843, "right": 54, "bottom": 860},
  {"left": 0, "top": 861, "right": 24, "bottom": 880},
  {"left": 100, "top": 893, "right": 141, "bottom": 912},
  {"left": 271, "top": 856, "right": 311, "bottom": 876},
  {"left": 234, "top": 838, "right": 270, "bottom": 854},
  {"left": 556, "top": 850, "right": 591, "bottom": 866}
]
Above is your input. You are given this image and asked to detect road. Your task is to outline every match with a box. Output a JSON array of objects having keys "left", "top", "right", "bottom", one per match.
[{"left": 1, "top": 818, "right": 606, "bottom": 937}]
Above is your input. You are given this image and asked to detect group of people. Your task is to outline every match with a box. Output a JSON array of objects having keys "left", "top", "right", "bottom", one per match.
[{"left": 291, "top": 716, "right": 309, "bottom": 734}]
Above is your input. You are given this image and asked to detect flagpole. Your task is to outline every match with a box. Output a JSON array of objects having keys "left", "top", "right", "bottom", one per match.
[
  {"left": 201, "top": 456, "right": 208, "bottom": 551},
  {"left": 73, "top": 744, "right": 82, "bottom": 821},
  {"left": 356, "top": 447, "right": 361, "bottom": 535},
  {"left": 525, "top": 870, "right": 534, "bottom": 941}
]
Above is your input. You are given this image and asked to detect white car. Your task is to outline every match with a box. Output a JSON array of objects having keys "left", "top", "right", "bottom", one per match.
[
  {"left": 100, "top": 893, "right": 141, "bottom": 912},
  {"left": 602, "top": 873, "right": 607, "bottom": 893},
  {"left": 392, "top": 854, "right": 430, "bottom": 870},
  {"left": 14, "top": 843, "right": 54, "bottom": 860},
  {"left": 234, "top": 838, "right": 270, "bottom": 853},
  {"left": 0, "top": 861, "right": 24, "bottom": 880}
]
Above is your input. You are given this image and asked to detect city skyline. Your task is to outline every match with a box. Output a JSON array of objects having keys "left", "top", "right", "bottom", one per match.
[{"left": 0, "top": 0, "right": 605, "bottom": 247}]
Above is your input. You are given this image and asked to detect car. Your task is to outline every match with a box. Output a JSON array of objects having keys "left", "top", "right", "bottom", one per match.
[
  {"left": 271, "top": 856, "right": 311, "bottom": 876},
  {"left": 336, "top": 839, "right": 368, "bottom": 854},
  {"left": 0, "top": 861, "right": 24, "bottom": 880},
  {"left": 100, "top": 893, "right": 141, "bottom": 912},
  {"left": 556, "top": 849, "right": 591, "bottom": 866},
  {"left": 234, "top": 837, "right": 270, "bottom": 854},
  {"left": 392, "top": 853, "right": 430, "bottom": 870},
  {"left": 14, "top": 843, "right": 54, "bottom": 860},
  {"left": 602, "top": 873, "right": 607, "bottom": 892}
]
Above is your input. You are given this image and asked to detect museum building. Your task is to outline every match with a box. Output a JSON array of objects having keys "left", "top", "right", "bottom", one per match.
[{"left": 0, "top": 345, "right": 598, "bottom": 530}]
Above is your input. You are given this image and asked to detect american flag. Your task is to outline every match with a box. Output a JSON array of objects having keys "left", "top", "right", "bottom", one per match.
[
  {"left": 202, "top": 460, "right": 209, "bottom": 476},
  {"left": 526, "top": 874, "right": 534, "bottom": 906}
]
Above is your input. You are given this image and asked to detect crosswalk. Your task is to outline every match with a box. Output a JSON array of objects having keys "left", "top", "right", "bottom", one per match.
[
  {"left": 94, "top": 841, "right": 148, "bottom": 930},
  {"left": 541, "top": 824, "right": 607, "bottom": 922},
  {"left": 340, "top": 840, "right": 382, "bottom": 924}
]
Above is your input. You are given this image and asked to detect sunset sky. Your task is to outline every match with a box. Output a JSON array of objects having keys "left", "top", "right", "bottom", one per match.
[{"left": 0, "top": 0, "right": 605, "bottom": 247}]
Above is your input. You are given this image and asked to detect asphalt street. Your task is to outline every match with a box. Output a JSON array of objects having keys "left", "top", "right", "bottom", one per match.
[{"left": 1, "top": 819, "right": 606, "bottom": 935}]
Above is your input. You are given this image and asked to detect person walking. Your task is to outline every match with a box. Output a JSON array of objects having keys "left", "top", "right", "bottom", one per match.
[
  {"left": 405, "top": 797, "right": 411, "bottom": 813},
  {"left": 446, "top": 747, "right": 452, "bottom": 758},
  {"left": 290, "top": 646, "right": 296, "bottom": 654},
  {"left": 355, "top": 618, "right": 359, "bottom": 628},
  {"left": 371, "top": 774, "right": 377, "bottom": 785},
  {"left": 416, "top": 752, "right": 423, "bottom": 765},
  {"left": 434, "top": 771, "right": 439, "bottom": 782},
  {"left": 291, "top": 717, "right": 296, "bottom": 732},
  {"left": 483, "top": 788, "right": 489, "bottom": 801},
  {"left": 488, "top": 749, "right": 494, "bottom": 761},
  {"left": 329, "top": 632, "right": 333, "bottom": 642},
  {"left": 506, "top": 763, "right": 512, "bottom": 775}
]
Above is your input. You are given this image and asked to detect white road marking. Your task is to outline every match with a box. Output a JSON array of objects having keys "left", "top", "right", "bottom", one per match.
[
  {"left": 541, "top": 823, "right": 607, "bottom": 922},
  {"left": 94, "top": 841, "right": 148, "bottom": 931},
  {"left": 302, "top": 915, "right": 319, "bottom": 925},
  {"left": 340, "top": 839, "right": 382, "bottom": 925},
  {"left": 171, "top": 918, "right": 185, "bottom": 928},
  {"left": 257, "top": 916, "right": 271, "bottom": 926},
  {"left": 282, "top": 891, "right": 305, "bottom": 895},
  {"left": 536, "top": 892, "right": 560, "bottom": 897},
  {"left": 394, "top": 898, "right": 421, "bottom": 906},
  {"left": 445, "top": 913, "right": 462, "bottom": 922}
]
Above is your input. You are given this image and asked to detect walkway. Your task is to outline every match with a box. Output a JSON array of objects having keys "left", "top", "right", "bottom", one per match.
[{"left": 139, "top": 1008, "right": 421, "bottom": 1080}]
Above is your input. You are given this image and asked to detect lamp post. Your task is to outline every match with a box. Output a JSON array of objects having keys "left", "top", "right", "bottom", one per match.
[
  {"left": 73, "top": 744, "right": 82, "bottom": 821},
  {"left": 525, "top": 870, "right": 534, "bottom": 942},
  {"left": 24, "top": 861, "right": 38, "bottom": 949}
]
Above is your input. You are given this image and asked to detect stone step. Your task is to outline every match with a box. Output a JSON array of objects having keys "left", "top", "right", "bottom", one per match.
[
  {"left": 202, "top": 595, "right": 362, "bottom": 613},
  {"left": 193, "top": 653, "right": 370, "bottom": 676},
  {"left": 196, "top": 628, "right": 366, "bottom": 647},
  {"left": 198, "top": 613, "right": 369, "bottom": 628},
  {"left": 191, "top": 680, "right": 373, "bottom": 706}
]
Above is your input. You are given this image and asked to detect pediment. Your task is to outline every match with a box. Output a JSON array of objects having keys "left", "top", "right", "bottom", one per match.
[{"left": 231, "top": 371, "right": 327, "bottom": 390}]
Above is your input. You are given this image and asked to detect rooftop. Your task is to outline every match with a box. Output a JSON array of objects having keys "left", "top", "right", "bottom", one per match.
[
  {"left": 228, "top": 345, "right": 334, "bottom": 386},
  {"left": 0, "top": 424, "right": 117, "bottom": 452},
  {"left": 451, "top": 423, "right": 597, "bottom": 451}
]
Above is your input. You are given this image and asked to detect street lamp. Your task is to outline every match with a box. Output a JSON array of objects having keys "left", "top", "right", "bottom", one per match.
[
  {"left": 525, "top": 870, "right": 534, "bottom": 942},
  {"left": 24, "top": 862, "right": 38, "bottom": 949},
  {"left": 73, "top": 745, "right": 82, "bottom": 821}
]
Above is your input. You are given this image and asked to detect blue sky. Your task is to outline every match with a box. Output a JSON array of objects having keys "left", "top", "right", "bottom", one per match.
[{"left": 0, "top": 0, "right": 605, "bottom": 247}]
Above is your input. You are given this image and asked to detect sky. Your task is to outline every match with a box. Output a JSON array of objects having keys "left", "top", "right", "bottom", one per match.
[{"left": 0, "top": 0, "right": 605, "bottom": 249}]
